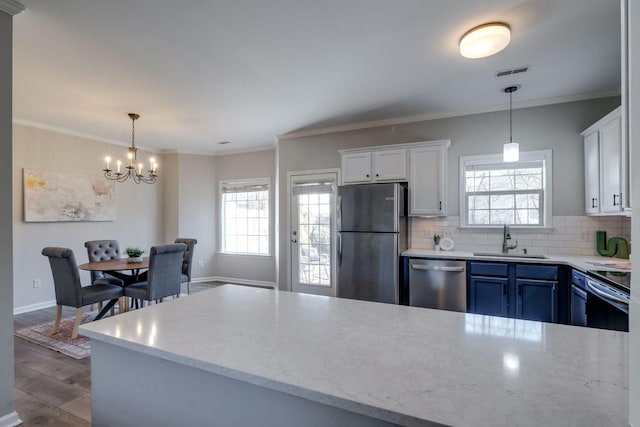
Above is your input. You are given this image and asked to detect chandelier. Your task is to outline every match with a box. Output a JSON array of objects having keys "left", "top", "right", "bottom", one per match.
[{"left": 103, "top": 113, "right": 158, "bottom": 184}]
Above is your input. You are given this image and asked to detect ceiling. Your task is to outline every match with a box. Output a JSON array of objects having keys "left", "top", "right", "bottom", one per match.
[{"left": 13, "top": 0, "right": 621, "bottom": 154}]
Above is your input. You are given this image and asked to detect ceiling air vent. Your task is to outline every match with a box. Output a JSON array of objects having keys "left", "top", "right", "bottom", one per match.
[{"left": 496, "top": 66, "right": 529, "bottom": 77}]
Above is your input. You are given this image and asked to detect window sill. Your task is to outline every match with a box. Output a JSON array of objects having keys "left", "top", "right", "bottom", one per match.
[{"left": 217, "top": 252, "right": 273, "bottom": 258}]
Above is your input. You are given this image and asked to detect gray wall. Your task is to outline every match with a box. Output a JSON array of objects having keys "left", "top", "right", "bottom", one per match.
[
  {"left": 13, "top": 124, "right": 162, "bottom": 311},
  {"left": 213, "top": 149, "right": 276, "bottom": 285},
  {"left": 161, "top": 152, "right": 180, "bottom": 241},
  {"left": 176, "top": 153, "right": 216, "bottom": 278},
  {"left": 276, "top": 97, "right": 620, "bottom": 289},
  {"left": 0, "top": 10, "right": 14, "bottom": 423},
  {"left": 629, "top": 0, "right": 639, "bottom": 424}
]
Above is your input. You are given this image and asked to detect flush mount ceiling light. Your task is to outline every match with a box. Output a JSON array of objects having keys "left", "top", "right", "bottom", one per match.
[
  {"left": 459, "top": 22, "right": 511, "bottom": 59},
  {"left": 102, "top": 113, "right": 158, "bottom": 184},
  {"left": 503, "top": 85, "right": 520, "bottom": 163}
]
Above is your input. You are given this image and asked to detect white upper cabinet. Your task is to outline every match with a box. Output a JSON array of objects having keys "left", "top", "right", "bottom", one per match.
[
  {"left": 409, "top": 143, "right": 447, "bottom": 216},
  {"left": 339, "top": 140, "right": 450, "bottom": 216},
  {"left": 581, "top": 106, "right": 629, "bottom": 216},
  {"left": 372, "top": 150, "right": 407, "bottom": 181},
  {"left": 583, "top": 132, "right": 600, "bottom": 214},
  {"left": 341, "top": 149, "right": 406, "bottom": 183},
  {"left": 341, "top": 152, "right": 372, "bottom": 183}
]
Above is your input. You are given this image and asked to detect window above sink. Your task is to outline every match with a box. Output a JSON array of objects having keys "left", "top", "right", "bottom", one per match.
[{"left": 459, "top": 150, "right": 553, "bottom": 229}]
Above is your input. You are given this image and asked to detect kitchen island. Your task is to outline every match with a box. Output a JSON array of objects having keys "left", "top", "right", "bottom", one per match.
[{"left": 80, "top": 285, "right": 628, "bottom": 427}]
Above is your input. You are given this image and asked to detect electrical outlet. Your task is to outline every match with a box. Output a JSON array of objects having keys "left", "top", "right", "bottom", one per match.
[
  {"left": 198, "top": 260, "right": 204, "bottom": 268},
  {"left": 33, "top": 279, "right": 41, "bottom": 288}
]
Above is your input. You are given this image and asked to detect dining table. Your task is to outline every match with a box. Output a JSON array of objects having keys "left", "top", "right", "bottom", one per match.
[{"left": 79, "top": 257, "right": 150, "bottom": 315}]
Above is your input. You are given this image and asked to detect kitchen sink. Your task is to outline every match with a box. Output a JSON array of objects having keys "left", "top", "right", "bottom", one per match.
[{"left": 472, "top": 252, "right": 548, "bottom": 259}]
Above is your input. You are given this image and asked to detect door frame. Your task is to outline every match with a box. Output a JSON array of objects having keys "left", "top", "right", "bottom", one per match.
[{"left": 286, "top": 169, "right": 340, "bottom": 295}]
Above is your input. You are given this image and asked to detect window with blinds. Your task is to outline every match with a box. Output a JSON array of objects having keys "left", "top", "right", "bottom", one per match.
[
  {"left": 220, "top": 178, "right": 270, "bottom": 255},
  {"left": 460, "top": 150, "right": 552, "bottom": 227}
]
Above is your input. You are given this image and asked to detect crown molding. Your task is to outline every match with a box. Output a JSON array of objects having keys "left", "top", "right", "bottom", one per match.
[
  {"left": 12, "top": 117, "right": 156, "bottom": 152},
  {"left": 0, "top": 0, "right": 25, "bottom": 15},
  {"left": 277, "top": 90, "right": 620, "bottom": 141},
  {"left": 159, "top": 143, "right": 277, "bottom": 157}
]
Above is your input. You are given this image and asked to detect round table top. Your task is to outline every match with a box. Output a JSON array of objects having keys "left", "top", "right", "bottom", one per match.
[{"left": 78, "top": 257, "right": 149, "bottom": 271}]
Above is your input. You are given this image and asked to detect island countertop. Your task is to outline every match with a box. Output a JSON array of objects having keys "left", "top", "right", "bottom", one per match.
[{"left": 80, "top": 285, "right": 628, "bottom": 427}]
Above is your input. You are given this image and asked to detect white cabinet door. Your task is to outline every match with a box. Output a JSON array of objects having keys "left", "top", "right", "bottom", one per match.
[
  {"left": 372, "top": 149, "right": 406, "bottom": 181},
  {"left": 583, "top": 132, "right": 600, "bottom": 214},
  {"left": 409, "top": 145, "right": 446, "bottom": 216},
  {"left": 342, "top": 152, "right": 372, "bottom": 183},
  {"left": 599, "top": 115, "right": 622, "bottom": 213}
]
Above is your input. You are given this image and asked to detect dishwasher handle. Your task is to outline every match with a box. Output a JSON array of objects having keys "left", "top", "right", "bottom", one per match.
[{"left": 410, "top": 264, "right": 465, "bottom": 273}]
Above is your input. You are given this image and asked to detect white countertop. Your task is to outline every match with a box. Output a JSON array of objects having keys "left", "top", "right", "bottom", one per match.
[
  {"left": 80, "top": 285, "right": 628, "bottom": 427},
  {"left": 402, "top": 249, "right": 631, "bottom": 273}
]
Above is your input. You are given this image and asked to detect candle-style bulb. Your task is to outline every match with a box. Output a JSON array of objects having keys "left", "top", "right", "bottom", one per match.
[
  {"left": 138, "top": 163, "right": 143, "bottom": 175},
  {"left": 116, "top": 160, "right": 122, "bottom": 174},
  {"left": 105, "top": 156, "right": 111, "bottom": 170}
]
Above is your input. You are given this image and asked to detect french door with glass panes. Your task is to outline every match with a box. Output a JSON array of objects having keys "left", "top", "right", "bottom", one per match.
[{"left": 290, "top": 172, "right": 338, "bottom": 296}]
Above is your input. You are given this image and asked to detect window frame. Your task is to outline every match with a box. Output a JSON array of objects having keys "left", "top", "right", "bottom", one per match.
[
  {"left": 458, "top": 150, "right": 553, "bottom": 229},
  {"left": 219, "top": 177, "right": 271, "bottom": 257}
]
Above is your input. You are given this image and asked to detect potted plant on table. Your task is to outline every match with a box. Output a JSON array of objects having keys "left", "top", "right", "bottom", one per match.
[{"left": 125, "top": 247, "right": 145, "bottom": 263}]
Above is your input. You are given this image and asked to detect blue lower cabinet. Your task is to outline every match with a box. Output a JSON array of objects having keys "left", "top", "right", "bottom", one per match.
[
  {"left": 468, "top": 262, "right": 563, "bottom": 324},
  {"left": 468, "top": 276, "right": 509, "bottom": 317},
  {"left": 515, "top": 279, "right": 558, "bottom": 323}
]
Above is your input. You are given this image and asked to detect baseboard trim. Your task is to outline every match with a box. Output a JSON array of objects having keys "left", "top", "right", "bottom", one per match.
[
  {"left": 13, "top": 299, "right": 56, "bottom": 315},
  {"left": 0, "top": 411, "right": 22, "bottom": 427},
  {"left": 204, "top": 276, "right": 277, "bottom": 290}
]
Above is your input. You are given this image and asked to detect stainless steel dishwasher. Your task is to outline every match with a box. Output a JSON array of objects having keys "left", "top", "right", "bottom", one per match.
[{"left": 409, "top": 259, "right": 467, "bottom": 312}]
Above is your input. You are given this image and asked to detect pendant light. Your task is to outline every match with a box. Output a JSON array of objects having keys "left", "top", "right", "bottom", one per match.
[{"left": 503, "top": 86, "right": 519, "bottom": 163}]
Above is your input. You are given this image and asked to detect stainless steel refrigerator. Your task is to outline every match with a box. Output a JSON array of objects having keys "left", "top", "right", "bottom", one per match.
[{"left": 337, "top": 183, "right": 407, "bottom": 304}]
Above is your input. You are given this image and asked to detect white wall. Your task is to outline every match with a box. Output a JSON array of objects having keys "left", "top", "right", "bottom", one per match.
[
  {"left": 212, "top": 149, "right": 276, "bottom": 286},
  {"left": 12, "top": 124, "right": 162, "bottom": 311},
  {"left": 277, "top": 97, "right": 620, "bottom": 290},
  {"left": 0, "top": 9, "right": 16, "bottom": 425}
]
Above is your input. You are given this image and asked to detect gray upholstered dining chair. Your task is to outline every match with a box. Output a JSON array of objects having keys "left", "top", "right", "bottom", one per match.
[
  {"left": 124, "top": 243, "right": 186, "bottom": 304},
  {"left": 84, "top": 240, "right": 127, "bottom": 286},
  {"left": 175, "top": 238, "right": 197, "bottom": 294},
  {"left": 42, "top": 247, "right": 124, "bottom": 339}
]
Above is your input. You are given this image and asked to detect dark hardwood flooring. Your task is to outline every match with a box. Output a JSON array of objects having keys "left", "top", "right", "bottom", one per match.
[{"left": 13, "top": 281, "right": 230, "bottom": 426}]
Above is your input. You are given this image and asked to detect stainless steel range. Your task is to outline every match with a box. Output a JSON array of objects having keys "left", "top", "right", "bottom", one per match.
[{"left": 581, "top": 270, "right": 630, "bottom": 332}]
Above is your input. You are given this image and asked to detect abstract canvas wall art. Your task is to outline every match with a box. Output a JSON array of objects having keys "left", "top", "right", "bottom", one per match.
[{"left": 23, "top": 168, "right": 116, "bottom": 222}]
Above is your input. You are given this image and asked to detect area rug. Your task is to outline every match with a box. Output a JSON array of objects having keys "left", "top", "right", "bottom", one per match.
[{"left": 15, "top": 311, "right": 98, "bottom": 359}]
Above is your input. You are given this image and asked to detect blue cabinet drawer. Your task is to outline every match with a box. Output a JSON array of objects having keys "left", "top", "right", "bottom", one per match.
[
  {"left": 468, "top": 262, "right": 508, "bottom": 277},
  {"left": 515, "top": 264, "right": 558, "bottom": 281},
  {"left": 571, "top": 269, "right": 587, "bottom": 290}
]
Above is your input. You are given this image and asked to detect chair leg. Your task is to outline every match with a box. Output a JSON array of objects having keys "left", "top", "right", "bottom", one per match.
[
  {"left": 51, "top": 305, "right": 63, "bottom": 334},
  {"left": 187, "top": 281, "right": 192, "bottom": 295},
  {"left": 71, "top": 308, "right": 83, "bottom": 339}
]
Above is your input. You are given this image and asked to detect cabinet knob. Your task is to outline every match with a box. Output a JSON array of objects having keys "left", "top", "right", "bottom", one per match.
[
  {"left": 366, "top": 174, "right": 370, "bottom": 178},
  {"left": 375, "top": 173, "right": 379, "bottom": 177}
]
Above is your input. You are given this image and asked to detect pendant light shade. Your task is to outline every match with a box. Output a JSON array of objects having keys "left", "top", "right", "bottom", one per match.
[
  {"left": 459, "top": 23, "right": 511, "bottom": 59},
  {"left": 503, "top": 86, "right": 520, "bottom": 163}
]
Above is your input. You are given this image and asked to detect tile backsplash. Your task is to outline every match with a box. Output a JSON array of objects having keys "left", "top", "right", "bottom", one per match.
[{"left": 410, "top": 216, "right": 631, "bottom": 256}]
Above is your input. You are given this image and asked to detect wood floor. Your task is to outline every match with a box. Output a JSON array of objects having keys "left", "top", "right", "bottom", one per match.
[{"left": 13, "top": 282, "right": 227, "bottom": 426}]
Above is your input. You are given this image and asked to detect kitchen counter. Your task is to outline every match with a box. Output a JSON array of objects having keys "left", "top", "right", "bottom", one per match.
[
  {"left": 402, "top": 249, "right": 630, "bottom": 273},
  {"left": 80, "top": 285, "right": 628, "bottom": 427}
]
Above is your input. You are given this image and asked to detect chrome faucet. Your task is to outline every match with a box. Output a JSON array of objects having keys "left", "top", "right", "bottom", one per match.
[{"left": 502, "top": 224, "right": 518, "bottom": 254}]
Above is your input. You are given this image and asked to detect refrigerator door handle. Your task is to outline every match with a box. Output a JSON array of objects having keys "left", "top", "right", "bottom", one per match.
[
  {"left": 410, "top": 264, "right": 465, "bottom": 273},
  {"left": 337, "top": 233, "right": 343, "bottom": 267},
  {"left": 337, "top": 195, "right": 342, "bottom": 232}
]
